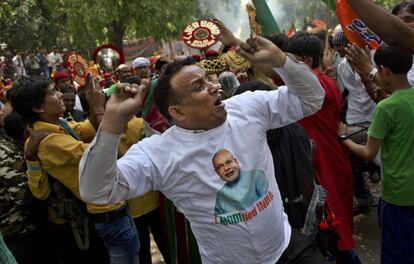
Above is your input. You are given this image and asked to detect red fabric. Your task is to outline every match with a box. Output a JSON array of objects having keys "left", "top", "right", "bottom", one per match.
[
  {"left": 103, "top": 72, "right": 111, "bottom": 78},
  {"left": 298, "top": 73, "right": 354, "bottom": 250},
  {"left": 53, "top": 71, "right": 69, "bottom": 82},
  {"left": 204, "top": 49, "right": 219, "bottom": 58},
  {"left": 174, "top": 209, "right": 190, "bottom": 264},
  {"left": 191, "top": 54, "right": 202, "bottom": 62},
  {"left": 287, "top": 22, "right": 296, "bottom": 37}
]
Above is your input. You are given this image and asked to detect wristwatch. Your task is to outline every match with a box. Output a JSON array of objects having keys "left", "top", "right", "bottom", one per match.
[
  {"left": 338, "top": 134, "right": 349, "bottom": 142},
  {"left": 368, "top": 68, "right": 378, "bottom": 81}
]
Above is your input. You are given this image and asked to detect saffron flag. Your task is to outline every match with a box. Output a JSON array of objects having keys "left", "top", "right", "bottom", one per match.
[
  {"left": 322, "top": 0, "right": 382, "bottom": 48},
  {"left": 287, "top": 20, "right": 296, "bottom": 37}
]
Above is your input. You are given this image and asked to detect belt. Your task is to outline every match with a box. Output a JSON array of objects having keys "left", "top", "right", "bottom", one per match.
[{"left": 89, "top": 205, "right": 129, "bottom": 223}]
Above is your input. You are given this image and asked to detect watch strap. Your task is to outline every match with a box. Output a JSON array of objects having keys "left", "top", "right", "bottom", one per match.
[{"left": 368, "top": 68, "right": 378, "bottom": 81}]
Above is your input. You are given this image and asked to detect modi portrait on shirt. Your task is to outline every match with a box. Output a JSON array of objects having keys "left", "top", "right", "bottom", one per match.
[{"left": 212, "top": 149, "right": 269, "bottom": 215}]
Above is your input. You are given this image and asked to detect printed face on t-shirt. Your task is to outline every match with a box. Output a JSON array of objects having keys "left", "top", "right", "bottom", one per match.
[{"left": 212, "top": 149, "right": 240, "bottom": 183}]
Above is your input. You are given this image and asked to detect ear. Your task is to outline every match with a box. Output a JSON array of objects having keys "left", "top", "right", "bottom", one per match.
[
  {"left": 168, "top": 105, "right": 185, "bottom": 122},
  {"left": 32, "top": 106, "right": 44, "bottom": 114},
  {"left": 304, "top": 57, "right": 313, "bottom": 68},
  {"left": 382, "top": 66, "right": 392, "bottom": 77}
]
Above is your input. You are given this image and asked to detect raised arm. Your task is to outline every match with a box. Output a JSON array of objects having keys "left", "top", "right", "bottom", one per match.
[
  {"left": 213, "top": 18, "right": 283, "bottom": 84},
  {"left": 347, "top": 0, "right": 414, "bottom": 53},
  {"left": 237, "top": 36, "right": 325, "bottom": 117},
  {"left": 84, "top": 74, "right": 106, "bottom": 130},
  {"left": 79, "top": 80, "right": 149, "bottom": 204},
  {"left": 344, "top": 44, "right": 389, "bottom": 103}
]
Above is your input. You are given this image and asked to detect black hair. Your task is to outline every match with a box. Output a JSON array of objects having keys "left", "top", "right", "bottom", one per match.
[
  {"left": 221, "top": 45, "right": 232, "bottom": 54},
  {"left": 233, "top": 80, "right": 272, "bottom": 95},
  {"left": 60, "top": 85, "right": 76, "bottom": 94},
  {"left": 285, "top": 31, "right": 321, "bottom": 69},
  {"left": 4, "top": 111, "right": 29, "bottom": 142},
  {"left": 153, "top": 57, "right": 195, "bottom": 121},
  {"left": 8, "top": 76, "right": 52, "bottom": 122},
  {"left": 265, "top": 33, "right": 288, "bottom": 51},
  {"left": 123, "top": 75, "right": 141, "bottom": 85},
  {"left": 374, "top": 44, "right": 413, "bottom": 75},
  {"left": 78, "top": 86, "right": 89, "bottom": 114},
  {"left": 392, "top": 1, "right": 414, "bottom": 15},
  {"left": 154, "top": 59, "right": 169, "bottom": 72}
]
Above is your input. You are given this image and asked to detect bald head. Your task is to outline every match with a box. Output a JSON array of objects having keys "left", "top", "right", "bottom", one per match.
[{"left": 115, "top": 64, "right": 131, "bottom": 82}]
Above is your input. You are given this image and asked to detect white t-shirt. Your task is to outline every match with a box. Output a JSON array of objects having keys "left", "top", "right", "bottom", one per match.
[
  {"left": 117, "top": 89, "right": 303, "bottom": 263},
  {"left": 337, "top": 58, "right": 376, "bottom": 124},
  {"left": 408, "top": 60, "right": 414, "bottom": 86},
  {"left": 47, "top": 52, "right": 63, "bottom": 70}
]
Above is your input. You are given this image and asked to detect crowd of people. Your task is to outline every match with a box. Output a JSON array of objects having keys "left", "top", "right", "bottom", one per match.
[
  {"left": 0, "top": 46, "right": 68, "bottom": 80},
  {"left": 1, "top": 0, "right": 413, "bottom": 263}
]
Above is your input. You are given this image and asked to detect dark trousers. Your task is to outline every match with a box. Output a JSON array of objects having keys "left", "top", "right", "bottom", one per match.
[
  {"left": 134, "top": 208, "right": 170, "bottom": 264},
  {"left": 5, "top": 232, "right": 42, "bottom": 264},
  {"left": 379, "top": 199, "right": 414, "bottom": 264},
  {"left": 277, "top": 230, "right": 327, "bottom": 264},
  {"left": 347, "top": 124, "right": 372, "bottom": 204},
  {"left": 44, "top": 221, "right": 109, "bottom": 264}
]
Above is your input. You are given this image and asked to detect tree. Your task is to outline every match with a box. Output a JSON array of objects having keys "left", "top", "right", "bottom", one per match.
[
  {"left": 46, "top": 0, "right": 201, "bottom": 53},
  {"left": 0, "top": 0, "right": 60, "bottom": 52},
  {"left": 0, "top": 0, "right": 203, "bottom": 54},
  {"left": 374, "top": 0, "right": 402, "bottom": 10}
]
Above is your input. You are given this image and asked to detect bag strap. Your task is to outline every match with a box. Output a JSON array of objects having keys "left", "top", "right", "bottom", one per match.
[{"left": 58, "top": 118, "right": 80, "bottom": 140}]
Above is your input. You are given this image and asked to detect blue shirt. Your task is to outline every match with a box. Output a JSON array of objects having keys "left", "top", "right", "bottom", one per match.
[{"left": 215, "top": 170, "right": 268, "bottom": 215}]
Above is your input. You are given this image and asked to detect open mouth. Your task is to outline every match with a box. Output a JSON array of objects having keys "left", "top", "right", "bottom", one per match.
[
  {"left": 225, "top": 171, "right": 234, "bottom": 178},
  {"left": 214, "top": 97, "right": 222, "bottom": 106}
]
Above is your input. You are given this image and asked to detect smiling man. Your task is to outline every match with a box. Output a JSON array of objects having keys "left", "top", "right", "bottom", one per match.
[
  {"left": 212, "top": 149, "right": 268, "bottom": 215},
  {"left": 79, "top": 36, "right": 326, "bottom": 264}
]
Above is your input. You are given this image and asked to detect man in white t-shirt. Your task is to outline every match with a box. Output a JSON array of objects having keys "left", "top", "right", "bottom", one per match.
[
  {"left": 79, "top": 36, "right": 327, "bottom": 263},
  {"left": 47, "top": 47, "right": 63, "bottom": 72}
]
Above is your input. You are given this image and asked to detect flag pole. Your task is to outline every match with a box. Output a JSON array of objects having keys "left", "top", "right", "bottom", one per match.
[{"left": 325, "top": 0, "right": 331, "bottom": 50}]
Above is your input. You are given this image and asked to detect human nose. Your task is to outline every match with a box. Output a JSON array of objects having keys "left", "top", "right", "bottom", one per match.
[
  {"left": 223, "top": 163, "right": 232, "bottom": 172},
  {"left": 57, "top": 91, "right": 63, "bottom": 98},
  {"left": 208, "top": 81, "right": 221, "bottom": 94}
]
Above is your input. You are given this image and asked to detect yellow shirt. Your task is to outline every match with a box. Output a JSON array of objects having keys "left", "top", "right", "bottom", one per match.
[
  {"left": 32, "top": 120, "right": 124, "bottom": 221},
  {"left": 119, "top": 117, "right": 160, "bottom": 218}
]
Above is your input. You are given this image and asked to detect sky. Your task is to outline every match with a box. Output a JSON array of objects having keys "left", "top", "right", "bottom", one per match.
[{"left": 201, "top": 0, "right": 287, "bottom": 40}]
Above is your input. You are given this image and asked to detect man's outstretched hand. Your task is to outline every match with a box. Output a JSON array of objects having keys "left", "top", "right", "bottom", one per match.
[
  {"left": 236, "top": 36, "right": 286, "bottom": 68},
  {"left": 101, "top": 79, "right": 148, "bottom": 134},
  {"left": 345, "top": 44, "right": 374, "bottom": 81}
]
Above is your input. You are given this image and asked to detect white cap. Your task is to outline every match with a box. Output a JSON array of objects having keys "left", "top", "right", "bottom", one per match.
[{"left": 132, "top": 57, "right": 150, "bottom": 69}]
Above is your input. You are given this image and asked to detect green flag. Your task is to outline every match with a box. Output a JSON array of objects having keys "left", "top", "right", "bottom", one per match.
[
  {"left": 322, "top": 0, "right": 336, "bottom": 11},
  {"left": 252, "top": 0, "right": 281, "bottom": 35}
]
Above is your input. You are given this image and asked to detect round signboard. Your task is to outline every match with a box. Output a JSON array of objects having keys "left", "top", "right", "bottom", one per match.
[
  {"left": 66, "top": 52, "right": 89, "bottom": 86},
  {"left": 92, "top": 44, "right": 125, "bottom": 72},
  {"left": 181, "top": 19, "right": 221, "bottom": 50}
]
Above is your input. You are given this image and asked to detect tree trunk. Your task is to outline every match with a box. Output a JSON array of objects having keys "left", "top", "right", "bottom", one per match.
[
  {"left": 168, "top": 40, "right": 175, "bottom": 57},
  {"left": 108, "top": 20, "right": 125, "bottom": 54}
]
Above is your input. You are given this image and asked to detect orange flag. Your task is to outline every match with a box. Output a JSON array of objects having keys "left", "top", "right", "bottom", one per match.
[
  {"left": 324, "top": 0, "right": 382, "bottom": 48},
  {"left": 287, "top": 20, "right": 296, "bottom": 37}
]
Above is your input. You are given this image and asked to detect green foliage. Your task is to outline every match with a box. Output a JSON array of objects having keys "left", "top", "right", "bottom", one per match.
[
  {"left": 0, "top": 0, "right": 201, "bottom": 54},
  {"left": 273, "top": 0, "right": 403, "bottom": 32},
  {"left": 374, "top": 0, "right": 404, "bottom": 10},
  {"left": 0, "top": 0, "right": 403, "bottom": 53},
  {"left": 0, "top": 0, "right": 60, "bottom": 51},
  {"left": 272, "top": 0, "right": 338, "bottom": 31}
]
